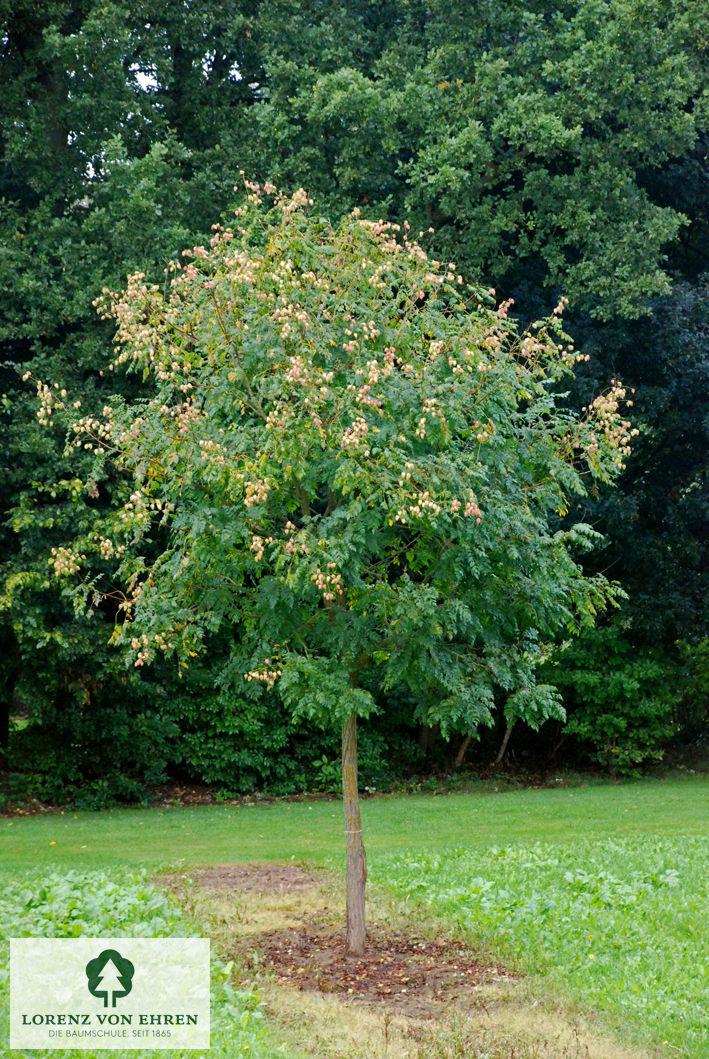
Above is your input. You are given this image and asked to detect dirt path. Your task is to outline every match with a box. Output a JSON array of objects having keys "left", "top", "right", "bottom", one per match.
[{"left": 155, "top": 863, "right": 656, "bottom": 1059}]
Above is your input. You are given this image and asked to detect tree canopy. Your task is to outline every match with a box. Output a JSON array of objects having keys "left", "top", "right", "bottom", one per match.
[{"left": 40, "top": 187, "right": 633, "bottom": 946}]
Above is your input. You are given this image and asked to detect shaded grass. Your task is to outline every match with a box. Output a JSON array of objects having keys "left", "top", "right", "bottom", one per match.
[{"left": 2, "top": 776, "right": 707, "bottom": 873}]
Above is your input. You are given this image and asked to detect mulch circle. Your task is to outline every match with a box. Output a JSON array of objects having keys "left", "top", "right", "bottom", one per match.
[{"left": 255, "top": 923, "right": 511, "bottom": 1018}]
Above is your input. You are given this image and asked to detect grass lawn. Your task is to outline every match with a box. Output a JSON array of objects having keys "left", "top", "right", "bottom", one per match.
[
  {"left": 1, "top": 774, "right": 707, "bottom": 1057},
  {"left": 2, "top": 775, "right": 707, "bottom": 872}
]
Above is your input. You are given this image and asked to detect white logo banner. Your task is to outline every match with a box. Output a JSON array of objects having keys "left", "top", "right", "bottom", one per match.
[{"left": 10, "top": 937, "right": 210, "bottom": 1049}]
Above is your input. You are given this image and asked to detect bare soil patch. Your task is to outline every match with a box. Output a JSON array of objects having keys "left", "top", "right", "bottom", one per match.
[
  {"left": 189, "top": 862, "right": 317, "bottom": 893},
  {"left": 162, "top": 861, "right": 509, "bottom": 1020}
]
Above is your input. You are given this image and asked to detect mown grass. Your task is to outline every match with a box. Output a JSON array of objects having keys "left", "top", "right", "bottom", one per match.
[{"left": 2, "top": 775, "right": 707, "bottom": 872}]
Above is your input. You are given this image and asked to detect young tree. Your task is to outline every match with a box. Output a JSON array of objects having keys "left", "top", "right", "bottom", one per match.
[{"left": 41, "top": 186, "right": 633, "bottom": 953}]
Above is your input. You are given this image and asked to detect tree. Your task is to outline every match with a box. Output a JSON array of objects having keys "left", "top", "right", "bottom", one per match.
[
  {"left": 38, "top": 186, "right": 633, "bottom": 951},
  {"left": 0, "top": 0, "right": 402, "bottom": 781},
  {"left": 246, "top": 0, "right": 708, "bottom": 319}
]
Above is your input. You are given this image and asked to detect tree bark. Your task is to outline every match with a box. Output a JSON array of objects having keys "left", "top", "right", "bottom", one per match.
[
  {"left": 454, "top": 733, "right": 472, "bottom": 768},
  {"left": 342, "top": 714, "right": 366, "bottom": 955},
  {"left": 494, "top": 721, "right": 515, "bottom": 766}
]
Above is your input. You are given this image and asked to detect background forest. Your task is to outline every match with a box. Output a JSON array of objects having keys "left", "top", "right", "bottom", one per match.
[{"left": 1, "top": 0, "right": 707, "bottom": 807}]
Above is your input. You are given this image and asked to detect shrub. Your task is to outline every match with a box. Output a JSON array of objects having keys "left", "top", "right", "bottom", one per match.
[{"left": 546, "top": 623, "right": 679, "bottom": 774}]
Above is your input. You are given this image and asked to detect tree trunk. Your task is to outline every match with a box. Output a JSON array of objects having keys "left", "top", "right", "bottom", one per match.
[
  {"left": 342, "top": 714, "right": 366, "bottom": 955},
  {"left": 454, "top": 733, "right": 473, "bottom": 768},
  {"left": 0, "top": 698, "right": 9, "bottom": 761},
  {"left": 494, "top": 721, "right": 515, "bottom": 766}
]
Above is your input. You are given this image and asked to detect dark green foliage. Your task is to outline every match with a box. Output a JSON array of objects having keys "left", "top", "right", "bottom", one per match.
[
  {"left": 1, "top": 0, "right": 708, "bottom": 801},
  {"left": 246, "top": 0, "right": 708, "bottom": 318},
  {"left": 554, "top": 276, "right": 709, "bottom": 761},
  {"left": 674, "top": 639, "right": 709, "bottom": 745},
  {"left": 291, "top": 724, "right": 424, "bottom": 795},
  {"left": 164, "top": 668, "right": 330, "bottom": 796},
  {"left": 8, "top": 685, "right": 178, "bottom": 809},
  {"left": 571, "top": 278, "right": 709, "bottom": 646},
  {"left": 0, "top": 1, "right": 232, "bottom": 782},
  {"left": 544, "top": 624, "right": 680, "bottom": 775},
  {"left": 175, "top": 702, "right": 418, "bottom": 798}
]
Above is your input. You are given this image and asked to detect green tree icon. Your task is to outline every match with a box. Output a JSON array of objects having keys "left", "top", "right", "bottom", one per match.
[{"left": 85, "top": 949, "right": 134, "bottom": 1007}]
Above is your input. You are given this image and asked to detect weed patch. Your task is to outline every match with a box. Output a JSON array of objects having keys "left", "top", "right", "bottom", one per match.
[
  {"left": 0, "top": 871, "right": 295, "bottom": 1058},
  {"left": 378, "top": 836, "right": 708, "bottom": 1057}
]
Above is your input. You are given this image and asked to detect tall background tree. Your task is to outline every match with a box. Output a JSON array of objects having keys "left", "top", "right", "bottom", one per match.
[{"left": 2, "top": 0, "right": 707, "bottom": 799}]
